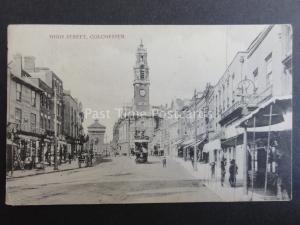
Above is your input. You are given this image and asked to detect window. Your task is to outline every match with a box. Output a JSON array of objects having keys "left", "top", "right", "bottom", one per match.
[
  {"left": 15, "top": 108, "right": 22, "bottom": 128},
  {"left": 44, "top": 118, "right": 47, "bottom": 130},
  {"left": 265, "top": 53, "right": 272, "bottom": 87},
  {"left": 140, "top": 70, "right": 145, "bottom": 79},
  {"left": 46, "top": 98, "right": 49, "bottom": 110},
  {"left": 57, "top": 104, "right": 60, "bottom": 116},
  {"left": 57, "top": 123, "right": 60, "bottom": 135},
  {"left": 48, "top": 118, "right": 51, "bottom": 130},
  {"left": 40, "top": 115, "right": 44, "bottom": 128},
  {"left": 232, "top": 73, "right": 235, "bottom": 80},
  {"left": 16, "top": 83, "right": 22, "bottom": 101},
  {"left": 30, "top": 113, "right": 36, "bottom": 132},
  {"left": 31, "top": 90, "right": 36, "bottom": 107}
]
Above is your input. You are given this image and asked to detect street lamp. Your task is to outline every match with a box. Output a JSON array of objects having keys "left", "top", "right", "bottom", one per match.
[
  {"left": 40, "top": 129, "right": 47, "bottom": 170},
  {"left": 237, "top": 56, "right": 257, "bottom": 195},
  {"left": 10, "top": 125, "right": 19, "bottom": 176}
]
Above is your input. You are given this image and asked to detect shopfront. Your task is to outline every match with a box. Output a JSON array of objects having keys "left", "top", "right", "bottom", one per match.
[
  {"left": 182, "top": 139, "right": 194, "bottom": 161},
  {"left": 239, "top": 96, "right": 292, "bottom": 199},
  {"left": 174, "top": 139, "right": 184, "bottom": 158},
  {"left": 203, "top": 139, "right": 221, "bottom": 165}
]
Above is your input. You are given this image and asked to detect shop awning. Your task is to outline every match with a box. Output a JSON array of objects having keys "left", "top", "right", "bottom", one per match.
[
  {"left": 18, "top": 134, "right": 39, "bottom": 141},
  {"left": 134, "top": 139, "right": 150, "bottom": 143},
  {"left": 185, "top": 139, "right": 205, "bottom": 149},
  {"left": 247, "top": 111, "right": 292, "bottom": 132},
  {"left": 238, "top": 95, "right": 292, "bottom": 128},
  {"left": 203, "top": 139, "right": 221, "bottom": 153},
  {"left": 6, "top": 139, "right": 17, "bottom": 146},
  {"left": 58, "top": 140, "right": 67, "bottom": 145},
  {"left": 173, "top": 139, "right": 184, "bottom": 145},
  {"left": 182, "top": 139, "right": 195, "bottom": 147}
]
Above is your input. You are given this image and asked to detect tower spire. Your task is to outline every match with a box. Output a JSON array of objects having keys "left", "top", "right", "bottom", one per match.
[{"left": 140, "top": 39, "right": 143, "bottom": 47}]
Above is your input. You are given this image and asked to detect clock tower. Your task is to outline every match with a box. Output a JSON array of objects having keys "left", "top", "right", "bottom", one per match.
[{"left": 133, "top": 40, "right": 150, "bottom": 112}]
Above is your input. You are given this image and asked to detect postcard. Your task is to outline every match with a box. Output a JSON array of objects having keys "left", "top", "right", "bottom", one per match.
[{"left": 6, "top": 25, "right": 292, "bottom": 204}]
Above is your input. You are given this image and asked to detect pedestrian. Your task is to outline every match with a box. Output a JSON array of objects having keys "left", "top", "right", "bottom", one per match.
[
  {"left": 229, "top": 159, "right": 238, "bottom": 187},
  {"left": 210, "top": 161, "right": 216, "bottom": 179},
  {"left": 68, "top": 153, "right": 72, "bottom": 164},
  {"left": 221, "top": 157, "right": 226, "bottom": 187},
  {"left": 276, "top": 150, "right": 291, "bottom": 200},
  {"left": 162, "top": 156, "right": 167, "bottom": 168}
]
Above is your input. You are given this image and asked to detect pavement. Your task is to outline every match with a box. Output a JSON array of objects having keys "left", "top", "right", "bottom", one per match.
[
  {"left": 6, "top": 157, "right": 104, "bottom": 179},
  {"left": 6, "top": 160, "right": 79, "bottom": 179},
  {"left": 173, "top": 156, "right": 278, "bottom": 201},
  {"left": 6, "top": 156, "right": 221, "bottom": 205}
]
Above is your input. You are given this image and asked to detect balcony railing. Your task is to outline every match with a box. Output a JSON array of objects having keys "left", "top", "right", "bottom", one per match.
[
  {"left": 221, "top": 100, "right": 245, "bottom": 120},
  {"left": 16, "top": 123, "right": 45, "bottom": 135},
  {"left": 250, "top": 85, "right": 273, "bottom": 106}
]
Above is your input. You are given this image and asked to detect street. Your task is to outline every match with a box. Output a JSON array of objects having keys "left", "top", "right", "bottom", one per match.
[{"left": 6, "top": 156, "right": 221, "bottom": 205}]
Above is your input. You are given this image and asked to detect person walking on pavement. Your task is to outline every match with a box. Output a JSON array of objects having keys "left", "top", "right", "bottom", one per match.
[
  {"left": 229, "top": 159, "right": 238, "bottom": 187},
  {"left": 68, "top": 153, "right": 72, "bottom": 164},
  {"left": 162, "top": 156, "right": 167, "bottom": 168},
  {"left": 210, "top": 161, "right": 216, "bottom": 179},
  {"left": 221, "top": 157, "right": 226, "bottom": 187}
]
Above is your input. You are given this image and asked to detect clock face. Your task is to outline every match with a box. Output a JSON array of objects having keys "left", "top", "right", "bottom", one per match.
[{"left": 139, "top": 89, "right": 146, "bottom": 97}]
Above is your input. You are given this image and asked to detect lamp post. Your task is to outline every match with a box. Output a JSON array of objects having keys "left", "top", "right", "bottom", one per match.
[
  {"left": 10, "top": 126, "right": 19, "bottom": 176},
  {"left": 40, "top": 130, "right": 46, "bottom": 170},
  {"left": 237, "top": 55, "right": 258, "bottom": 196}
]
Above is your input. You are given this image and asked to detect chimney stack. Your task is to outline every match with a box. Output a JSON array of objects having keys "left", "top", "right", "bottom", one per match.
[
  {"left": 23, "top": 56, "right": 36, "bottom": 72},
  {"left": 12, "top": 54, "right": 22, "bottom": 76}
]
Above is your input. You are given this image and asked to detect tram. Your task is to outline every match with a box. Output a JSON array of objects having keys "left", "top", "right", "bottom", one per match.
[{"left": 134, "top": 140, "right": 149, "bottom": 163}]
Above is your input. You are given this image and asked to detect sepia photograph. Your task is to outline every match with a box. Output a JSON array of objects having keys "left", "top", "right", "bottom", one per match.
[{"left": 6, "top": 24, "right": 292, "bottom": 205}]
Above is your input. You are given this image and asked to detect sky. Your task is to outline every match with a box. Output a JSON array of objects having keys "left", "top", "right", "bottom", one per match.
[{"left": 7, "top": 25, "right": 266, "bottom": 141}]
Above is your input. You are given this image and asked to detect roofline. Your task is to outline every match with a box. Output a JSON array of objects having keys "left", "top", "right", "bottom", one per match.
[
  {"left": 247, "top": 25, "right": 274, "bottom": 58},
  {"left": 10, "top": 73, "right": 43, "bottom": 93},
  {"left": 215, "top": 51, "right": 248, "bottom": 88}
]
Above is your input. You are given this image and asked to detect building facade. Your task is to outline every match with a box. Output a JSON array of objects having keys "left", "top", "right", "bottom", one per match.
[
  {"left": 201, "top": 24, "right": 292, "bottom": 197},
  {"left": 87, "top": 119, "right": 106, "bottom": 155},
  {"left": 7, "top": 54, "right": 43, "bottom": 168},
  {"left": 63, "top": 90, "right": 84, "bottom": 157},
  {"left": 7, "top": 54, "right": 86, "bottom": 171},
  {"left": 23, "top": 56, "right": 66, "bottom": 162}
]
